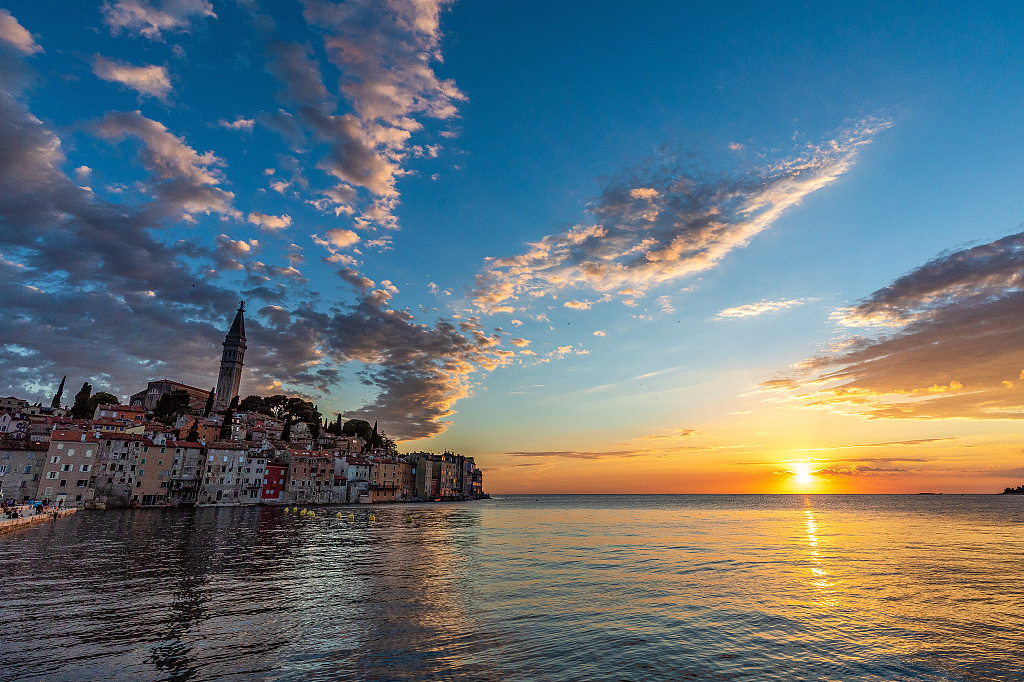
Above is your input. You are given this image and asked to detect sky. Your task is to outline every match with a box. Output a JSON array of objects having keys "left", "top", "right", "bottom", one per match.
[{"left": 2, "top": 0, "right": 1024, "bottom": 494}]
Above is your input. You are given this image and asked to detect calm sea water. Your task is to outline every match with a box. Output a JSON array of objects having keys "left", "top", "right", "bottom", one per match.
[{"left": 1, "top": 495, "right": 1023, "bottom": 681}]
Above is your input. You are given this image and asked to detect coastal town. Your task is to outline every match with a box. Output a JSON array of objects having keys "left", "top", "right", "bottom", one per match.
[{"left": 0, "top": 303, "right": 485, "bottom": 511}]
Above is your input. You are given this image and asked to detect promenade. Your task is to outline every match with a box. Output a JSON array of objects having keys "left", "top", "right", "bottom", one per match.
[{"left": 0, "top": 507, "right": 77, "bottom": 535}]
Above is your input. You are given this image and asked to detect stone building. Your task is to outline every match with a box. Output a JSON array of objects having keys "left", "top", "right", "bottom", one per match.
[{"left": 0, "top": 441, "right": 48, "bottom": 501}]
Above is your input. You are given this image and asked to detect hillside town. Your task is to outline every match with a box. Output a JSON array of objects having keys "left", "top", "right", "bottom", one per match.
[{"left": 0, "top": 303, "right": 485, "bottom": 509}]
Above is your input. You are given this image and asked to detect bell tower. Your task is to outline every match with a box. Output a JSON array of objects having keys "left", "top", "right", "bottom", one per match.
[{"left": 213, "top": 301, "right": 246, "bottom": 412}]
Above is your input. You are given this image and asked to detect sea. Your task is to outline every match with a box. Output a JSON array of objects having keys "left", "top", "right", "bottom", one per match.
[{"left": 1, "top": 495, "right": 1022, "bottom": 681}]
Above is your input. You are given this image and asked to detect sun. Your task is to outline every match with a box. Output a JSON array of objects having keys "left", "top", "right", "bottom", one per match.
[{"left": 792, "top": 463, "right": 815, "bottom": 485}]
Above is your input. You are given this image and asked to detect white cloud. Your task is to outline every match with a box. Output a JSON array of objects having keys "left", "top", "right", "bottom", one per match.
[
  {"left": 717, "top": 298, "right": 811, "bottom": 319},
  {"left": 92, "top": 55, "right": 172, "bottom": 101},
  {"left": 217, "top": 117, "right": 255, "bottom": 132},
  {"left": 0, "top": 9, "right": 43, "bottom": 55},
  {"left": 472, "top": 119, "right": 890, "bottom": 314},
  {"left": 247, "top": 212, "right": 292, "bottom": 232},
  {"left": 102, "top": 0, "right": 216, "bottom": 40}
]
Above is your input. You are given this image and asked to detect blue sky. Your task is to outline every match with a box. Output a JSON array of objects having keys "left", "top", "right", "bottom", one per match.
[{"left": 2, "top": 0, "right": 1024, "bottom": 492}]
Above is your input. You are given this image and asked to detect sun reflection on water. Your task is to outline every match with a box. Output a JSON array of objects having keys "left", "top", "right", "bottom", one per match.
[{"left": 803, "top": 498, "right": 836, "bottom": 609}]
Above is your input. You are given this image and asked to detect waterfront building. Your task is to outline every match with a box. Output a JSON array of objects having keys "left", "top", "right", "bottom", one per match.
[
  {"left": 167, "top": 441, "right": 206, "bottom": 505},
  {"left": 286, "top": 449, "right": 334, "bottom": 504},
  {"left": 213, "top": 303, "right": 246, "bottom": 412},
  {"left": 241, "top": 451, "right": 268, "bottom": 503},
  {"left": 342, "top": 456, "right": 371, "bottom": 503},
  {"left": 133, "top": 441, "right": 173, "bottom": 506},
  {"left": 40, "top": 432, "right": 102, "bottom": 506},
  {"left": 200, "top": 441, "right": 249, "bottom": 504},
  {"left": 0, "top": 441, "right": 48, "bottom": 502},
  {"left": 262, "top": 464, "right": 287, "bottom": 503},
  {"left": 369, "top": 457, "right": 407, "bottom": 503}
]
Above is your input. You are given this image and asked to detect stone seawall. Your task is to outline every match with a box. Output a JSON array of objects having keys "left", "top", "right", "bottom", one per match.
[{"left": 0, "top": 507, "right": 77, "bottom": 535}]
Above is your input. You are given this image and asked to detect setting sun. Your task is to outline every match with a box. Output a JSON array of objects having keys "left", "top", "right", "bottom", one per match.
[{"left": 793, "top": 464, "right": 815, "bottom": 485}]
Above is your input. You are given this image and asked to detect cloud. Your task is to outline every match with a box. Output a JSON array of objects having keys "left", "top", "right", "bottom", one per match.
[
  {"left": 258, "top": 0, "right": 464, "bottom": 230},
  {"left": 472, "top": 119, "right": 889, "bottom": 313},
  {"left": 0, "top": 9, "right": 43, "bottom": 55},
  {"left": 509, "top": 337, "right": 530, "bottom": 347},
  {"left": 88, "top": 110, "right": 238, "bottom": 221},
  {"left": 769, "top": 231, "right": 1024, "bottom": 420},
  {"left": 101, "top": 0, "right": 216, "bottom": 40},
  {"left": 247, "top": 211, "right": 292, "bottom": 231},
  {"left": 563, "top": 300, "right": 593, "bottom": 310},
  {"left": 92, "top": 55, "right": 172, "bottom": 101},
  {"left": 217, "top": 116, "right": 255, "bottom": 131},
  {"left": 717, "top": 298, "right": 811, "bottom": 319},
  {"left": 503, "top": 450, "right": 650, "bottom": 460},
  {"left": 315, "top": 227, "right": 359, "bottom": 248},
  {"left": 0, "top": 47, "right": 508, "bottom": 444},
  {"left": 593, "top": 330, "right": 606, "bottom": 336}
]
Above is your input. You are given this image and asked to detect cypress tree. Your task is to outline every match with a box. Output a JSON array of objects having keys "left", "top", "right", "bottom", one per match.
[
  {"left": 51, "top": 375, "right": 66, "bottom": 409},
  {"left": 71, "top": 382, "right": 92, "bottom": 419},
  {"left": 281, "top": 414, "right": 292, "bottom": 442},
  {"left": 186, "top": 418, "right": 200, "bottom": 443},
  {"left": 203, "top": 387, "right": 215, "bottom": 417},
  {"left": 219, "top": 398, "right": 238, "bottom": 441}
]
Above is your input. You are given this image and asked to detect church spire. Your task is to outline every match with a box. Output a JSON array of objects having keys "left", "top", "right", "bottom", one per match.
[
  {"left": 227, "top": 300, "right": 245, "bottom": 340},
  {"left": 213, "top": 301, "right": 247, "bottom": 412}
]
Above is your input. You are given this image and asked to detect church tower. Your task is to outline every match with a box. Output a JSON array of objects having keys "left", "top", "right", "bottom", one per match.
[{"left": 213, "top": 301, "right": 246, "bottom": 412}]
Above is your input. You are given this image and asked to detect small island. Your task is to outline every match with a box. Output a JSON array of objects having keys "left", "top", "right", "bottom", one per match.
[{"left": 1000, "top": 485, "right": 1024, "bottom": 494}]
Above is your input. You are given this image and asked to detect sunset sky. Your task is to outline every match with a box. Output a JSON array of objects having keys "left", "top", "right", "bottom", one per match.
[{"left": 2, "top": 1, "right": 1024, "bottom": 493}]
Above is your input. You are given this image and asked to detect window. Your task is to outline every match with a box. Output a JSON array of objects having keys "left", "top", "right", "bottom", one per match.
[
  {"left": 61, "top": 464, "right": 72, "bottom": 472},
  {"left": 80, "top": 465, "right": 91, "bottom": 472},
  {"left": 85, "top": 449, "right": 93, "bottom": 457},
  {"left": 59, "top": 479, "right": 66, "bottom": 487},
  {"left": 23, "top": 466, "right": 31, "bottom": 474},
  {"left": 157, "top": 460, "right": 163, "bottom": 465},
  {"left": 50, "top": 456, "right": 60, "bottom": 464},
  {"left": 138, "top": 470, "right": 144, "bottom": 476},
  {"left": 76, "top": 479, "right": 87, "bottom": 487},
  {"left": 67, "top": 449, "right": 75, "bottom": 456},
  {"left": 140, "top": 458, "right": 146, "bottom": 464}
]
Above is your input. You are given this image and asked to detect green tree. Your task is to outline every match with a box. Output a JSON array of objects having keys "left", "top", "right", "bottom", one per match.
[
  {"left": 239, "top": 395, "right": 265, "bottom": 413},
  {"left": 203, "top": 387, "right": 215, "bottom": 417},
  {"left": 70, "top": 382, "right": 92, "bottom": 419},
  {"left": 218, "top": 396, "right": 238, "bottom": 441},
  {"left": 185, "top": 417, "right": 200, "bottom": 443},
  {"left": 280, "top": 413, "right": 292, "bottom": 442},
  {"left": 341, "top": 419, "right": 373, "bottom": 443},
  {"left": 51, "top": 375, "right": 66, "bottom": 409},
  {"left": 86, "top": 392, "right": 119, "bottom": 417},
  {"left": 153, "top": 390, "right": 191, "bottom": 425}
]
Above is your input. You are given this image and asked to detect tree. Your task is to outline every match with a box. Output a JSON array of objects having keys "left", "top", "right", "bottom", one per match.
[
  {"left": 280, "top": 413, "right": 292, "bottom": 442},
  {"left": 203, "top": 387, "right": 215, "bottom": 417},
  {"left": 219, "top": 399, "right": 236, "bottom": 441},
  {"left": 185, "top": 418, "right": 199, "bottom": 443},
  {"left": 51, "top": 375, "right": 66, "bottom": 409},
  {"left": 71, "top": 382, "right": 92, "bottom": 419},
  {"left": 239, "top": 395, "right": 265, "bottom": 413},
  {"left": 153, "top": 390, "right": 191, "bottom": 425},
  {"left": 85, "top": 392, "right": 119, "bottom": 417},
  {"left": 341, "top": 419, "right": 373, "bottom": 443}
]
